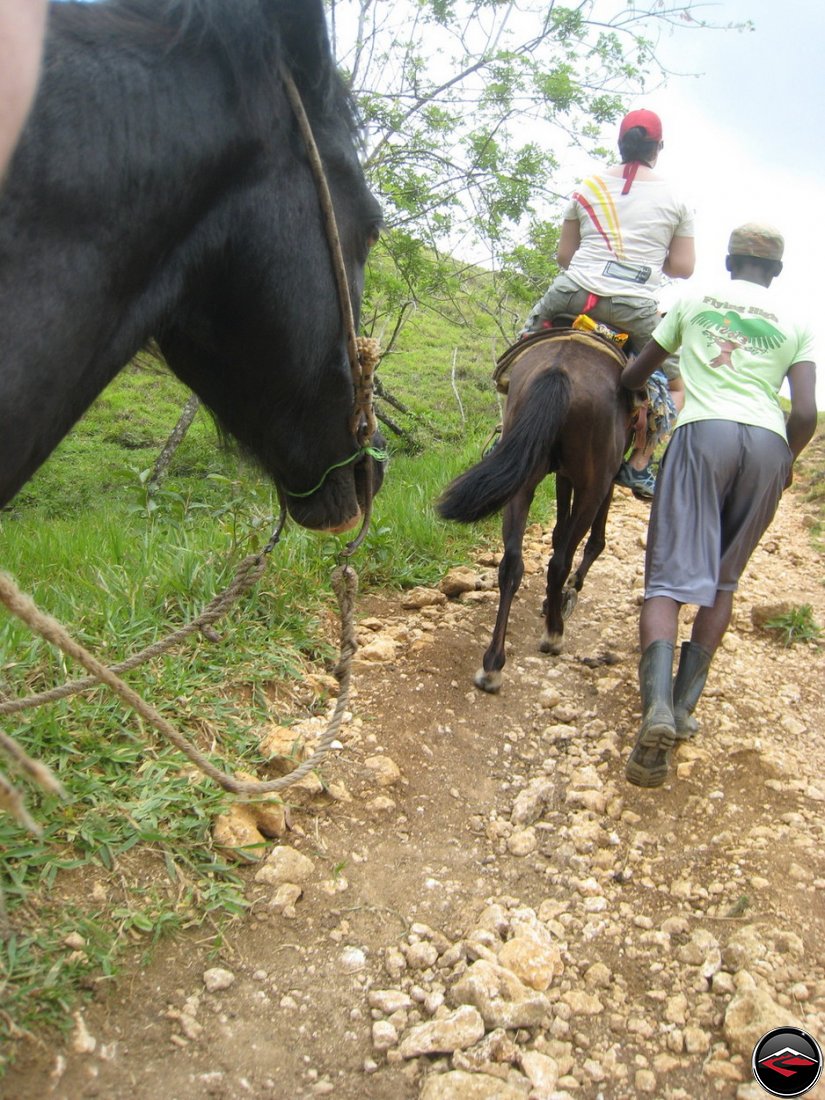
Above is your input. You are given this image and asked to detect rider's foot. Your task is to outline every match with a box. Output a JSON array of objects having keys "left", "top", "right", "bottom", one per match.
[{"left": 615, "top": 460, "right": 656, "bottom": 501}]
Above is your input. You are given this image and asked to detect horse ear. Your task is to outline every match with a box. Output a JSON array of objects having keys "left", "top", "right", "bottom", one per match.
[{"left": 271, "top": 0, "right": 335, "bottom": 85}]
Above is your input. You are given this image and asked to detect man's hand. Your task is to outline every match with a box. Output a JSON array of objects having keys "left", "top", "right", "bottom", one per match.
[{"left": 621, "top": 338, "right": 670, "bottom": 390}]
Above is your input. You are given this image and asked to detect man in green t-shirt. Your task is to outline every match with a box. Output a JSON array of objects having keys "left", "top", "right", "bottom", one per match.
[{"left": 618, "top": 222, "right": 818, "bottom": 788}]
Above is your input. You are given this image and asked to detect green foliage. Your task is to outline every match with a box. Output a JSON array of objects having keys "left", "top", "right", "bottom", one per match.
[
  {"left": 499, "top": 219, "right": 563, "bottom": 307},
  {"left": 335, "top": 0, "right": 735, "bottom": 255},
  {"left": 764, "top": 604, "right": 823, "bottom": 647},
  {"left": 367, "top": 261, "right": 513, "bottom": 440},
  {"left": 332, "top": 0, "right": 743, "bottom": 345}
]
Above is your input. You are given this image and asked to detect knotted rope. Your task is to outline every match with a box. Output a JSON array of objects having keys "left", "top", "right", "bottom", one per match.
[
  {"left": 355, "top": 335, "right": 380, "bottom": 443},
  {"left": 0, "top": 562, "right": 360, "bottom": 833},
  {"left": 0, "top": 549, "right": 271, "bottom": 718}
]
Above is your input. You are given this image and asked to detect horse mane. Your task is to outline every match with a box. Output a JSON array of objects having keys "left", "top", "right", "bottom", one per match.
[{"left": 49, "top": 0, "right": 358, "bottom": 135}]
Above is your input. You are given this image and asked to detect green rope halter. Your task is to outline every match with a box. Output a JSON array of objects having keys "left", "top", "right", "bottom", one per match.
[{"left": 284, "top": 445, "right": 388, "bottom": 499}]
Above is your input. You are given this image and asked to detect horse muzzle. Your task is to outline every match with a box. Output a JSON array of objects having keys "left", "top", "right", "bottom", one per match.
[{"left": 285, "top": 433, "right": 386, "bottom": 533}]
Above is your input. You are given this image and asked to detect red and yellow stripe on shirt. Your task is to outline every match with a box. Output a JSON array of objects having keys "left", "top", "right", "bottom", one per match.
[{"left": 571, "top": 176, "right": 625, "bottom": 259}]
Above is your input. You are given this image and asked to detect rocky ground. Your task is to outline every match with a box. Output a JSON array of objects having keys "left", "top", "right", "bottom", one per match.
[{"left": 3, "top": 484, "right": 825, "bottom": 1100}]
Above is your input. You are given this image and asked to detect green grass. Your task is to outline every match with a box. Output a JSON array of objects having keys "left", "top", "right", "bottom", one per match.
[
  {"left": 0, "top": 500, "right": 274, "bottom": 1042},
  {"left": 5, "top": 361, "right": 226, "bottom": 520},
  {"left": 365, "top": 253, "right": 511, "bottom": 449},
  {"left": 763, "top": 603, "right": 823, "bottom": 647}
]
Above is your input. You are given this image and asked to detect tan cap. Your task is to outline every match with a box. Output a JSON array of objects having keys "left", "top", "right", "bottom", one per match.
[{"left": 727, "top": 222, "right": 784, "bottom": 261}]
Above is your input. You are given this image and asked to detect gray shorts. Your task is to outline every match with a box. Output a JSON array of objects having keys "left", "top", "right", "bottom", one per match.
[{"left": 645, "top": 420, "right": 792, "bottom": 606}]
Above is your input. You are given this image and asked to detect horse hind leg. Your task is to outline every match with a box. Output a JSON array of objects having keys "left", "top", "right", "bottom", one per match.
[
  {"left": 570, "top": 483, "right": 614, "bottom": 593},
  {"left": 540, "top": 540, "right": 575, "bottom": 656},
  {"left": 476, "top": 486, "right": 534, "bottom": 693},
  {"left": 540, "top": 484, "right": 603, "bottom": 655},
  {"left": 540, "top": 475, "right": 573, "bottom": 654},
  {"left": 556, "top": 485, "right": 614, "bottom": 626}
]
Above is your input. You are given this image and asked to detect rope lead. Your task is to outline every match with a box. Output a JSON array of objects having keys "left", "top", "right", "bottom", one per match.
[{"left": 0, "top": 555, "right": 361, "bottom": 828}]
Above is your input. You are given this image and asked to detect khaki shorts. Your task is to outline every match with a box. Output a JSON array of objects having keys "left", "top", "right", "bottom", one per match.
[{"left": 523, "top": 273, "right": 664, "bottom": 360}]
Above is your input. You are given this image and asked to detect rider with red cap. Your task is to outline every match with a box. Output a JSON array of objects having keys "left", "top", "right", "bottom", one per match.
[{"left": 519, "top": 108, "right": 696, "bottom": 495}]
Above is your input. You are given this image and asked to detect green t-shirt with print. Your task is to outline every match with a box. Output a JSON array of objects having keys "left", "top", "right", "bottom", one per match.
[{"left": 652, "top": 280, "right": 815, "bottom": 441}]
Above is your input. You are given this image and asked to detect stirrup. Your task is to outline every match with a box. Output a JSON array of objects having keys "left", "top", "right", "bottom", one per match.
[{"left": 482, "top": 424, "right": 502, "bottom": 459}]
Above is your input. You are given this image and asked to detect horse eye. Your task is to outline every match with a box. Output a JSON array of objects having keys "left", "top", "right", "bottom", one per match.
[{"left": 367, "top": 225, "right": 381, "bottom": 250}]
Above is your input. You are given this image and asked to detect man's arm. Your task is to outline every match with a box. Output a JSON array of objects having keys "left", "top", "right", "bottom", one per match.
[
  {"left": 784, "top": 360, "right": 818, "bottom": 486},
  {"left": 620, "top": 338, "right": 671, "bottom": 390},
  {"left": 0, "top": 0, "right": 48, "bottom": 182}
]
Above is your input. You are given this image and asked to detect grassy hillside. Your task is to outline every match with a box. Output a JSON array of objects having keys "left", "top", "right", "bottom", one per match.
[{"left": 0, "top": 278, "right": 564, "bottom": 1056}]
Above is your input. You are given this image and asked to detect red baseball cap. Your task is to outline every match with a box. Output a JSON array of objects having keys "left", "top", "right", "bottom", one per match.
[{"left": 619, "top": 109, "right": 663, "bottom": 142}]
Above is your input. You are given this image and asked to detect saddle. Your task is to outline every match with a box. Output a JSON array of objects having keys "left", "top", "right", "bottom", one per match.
[
  {"left": 492, "top": 319, "right": 674, "bottom": 453},
  {"left": 492, "top": 323, "right": 628, "bottom": 396}
]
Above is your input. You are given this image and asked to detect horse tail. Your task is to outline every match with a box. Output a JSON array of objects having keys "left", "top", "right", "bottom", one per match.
[{"left": 438, "top": 367, "right": 572, "bottom": 522}]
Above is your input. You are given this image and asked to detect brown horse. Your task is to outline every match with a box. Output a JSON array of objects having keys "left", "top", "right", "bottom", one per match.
[{"left": 438, "top": 330, "right": 633, "bottom": 692}]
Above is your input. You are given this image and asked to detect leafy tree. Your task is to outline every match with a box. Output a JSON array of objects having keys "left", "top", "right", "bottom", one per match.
[
  {"left": 328, "top": 1, "right": 746, "bottom": 334},
  {"left": 324, "top": 2, "right": 749, "bottom": 454}
]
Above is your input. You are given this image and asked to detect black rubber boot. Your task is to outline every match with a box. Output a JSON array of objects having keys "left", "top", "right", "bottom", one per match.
[
  {"left": 672, "top": 641, "right": 712, "bottom": 741},
  {"left": 625, "top": 641, "right": 676, "bottom": 788}
]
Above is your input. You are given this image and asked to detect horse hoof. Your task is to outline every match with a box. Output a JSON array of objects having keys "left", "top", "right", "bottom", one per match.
[
  {"left": 539, "top": 632, "right": 563, "bottom": 656},
  {"left": 474, "top": 668, "right": 502, "bottom": 694},
  {"left": 561, "top": 587, "right": 578, "bottom": 620}
]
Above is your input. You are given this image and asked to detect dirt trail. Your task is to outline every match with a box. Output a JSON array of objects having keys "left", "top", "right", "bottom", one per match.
[{"left": 4, "top": 485, "right": 825, "bottom": 1100}]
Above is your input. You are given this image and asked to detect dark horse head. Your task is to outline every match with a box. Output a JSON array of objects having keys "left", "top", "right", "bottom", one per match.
[{"left": 0, "top": 0, "right": 384, "bottom": 532}]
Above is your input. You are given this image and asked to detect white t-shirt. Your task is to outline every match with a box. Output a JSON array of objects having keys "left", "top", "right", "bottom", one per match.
[
  {"left": 564, "top": 173, "right": 694, "bottom": 300},
  {"left": 654, "top": 279, "right": 815, "bottom": 440}
]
